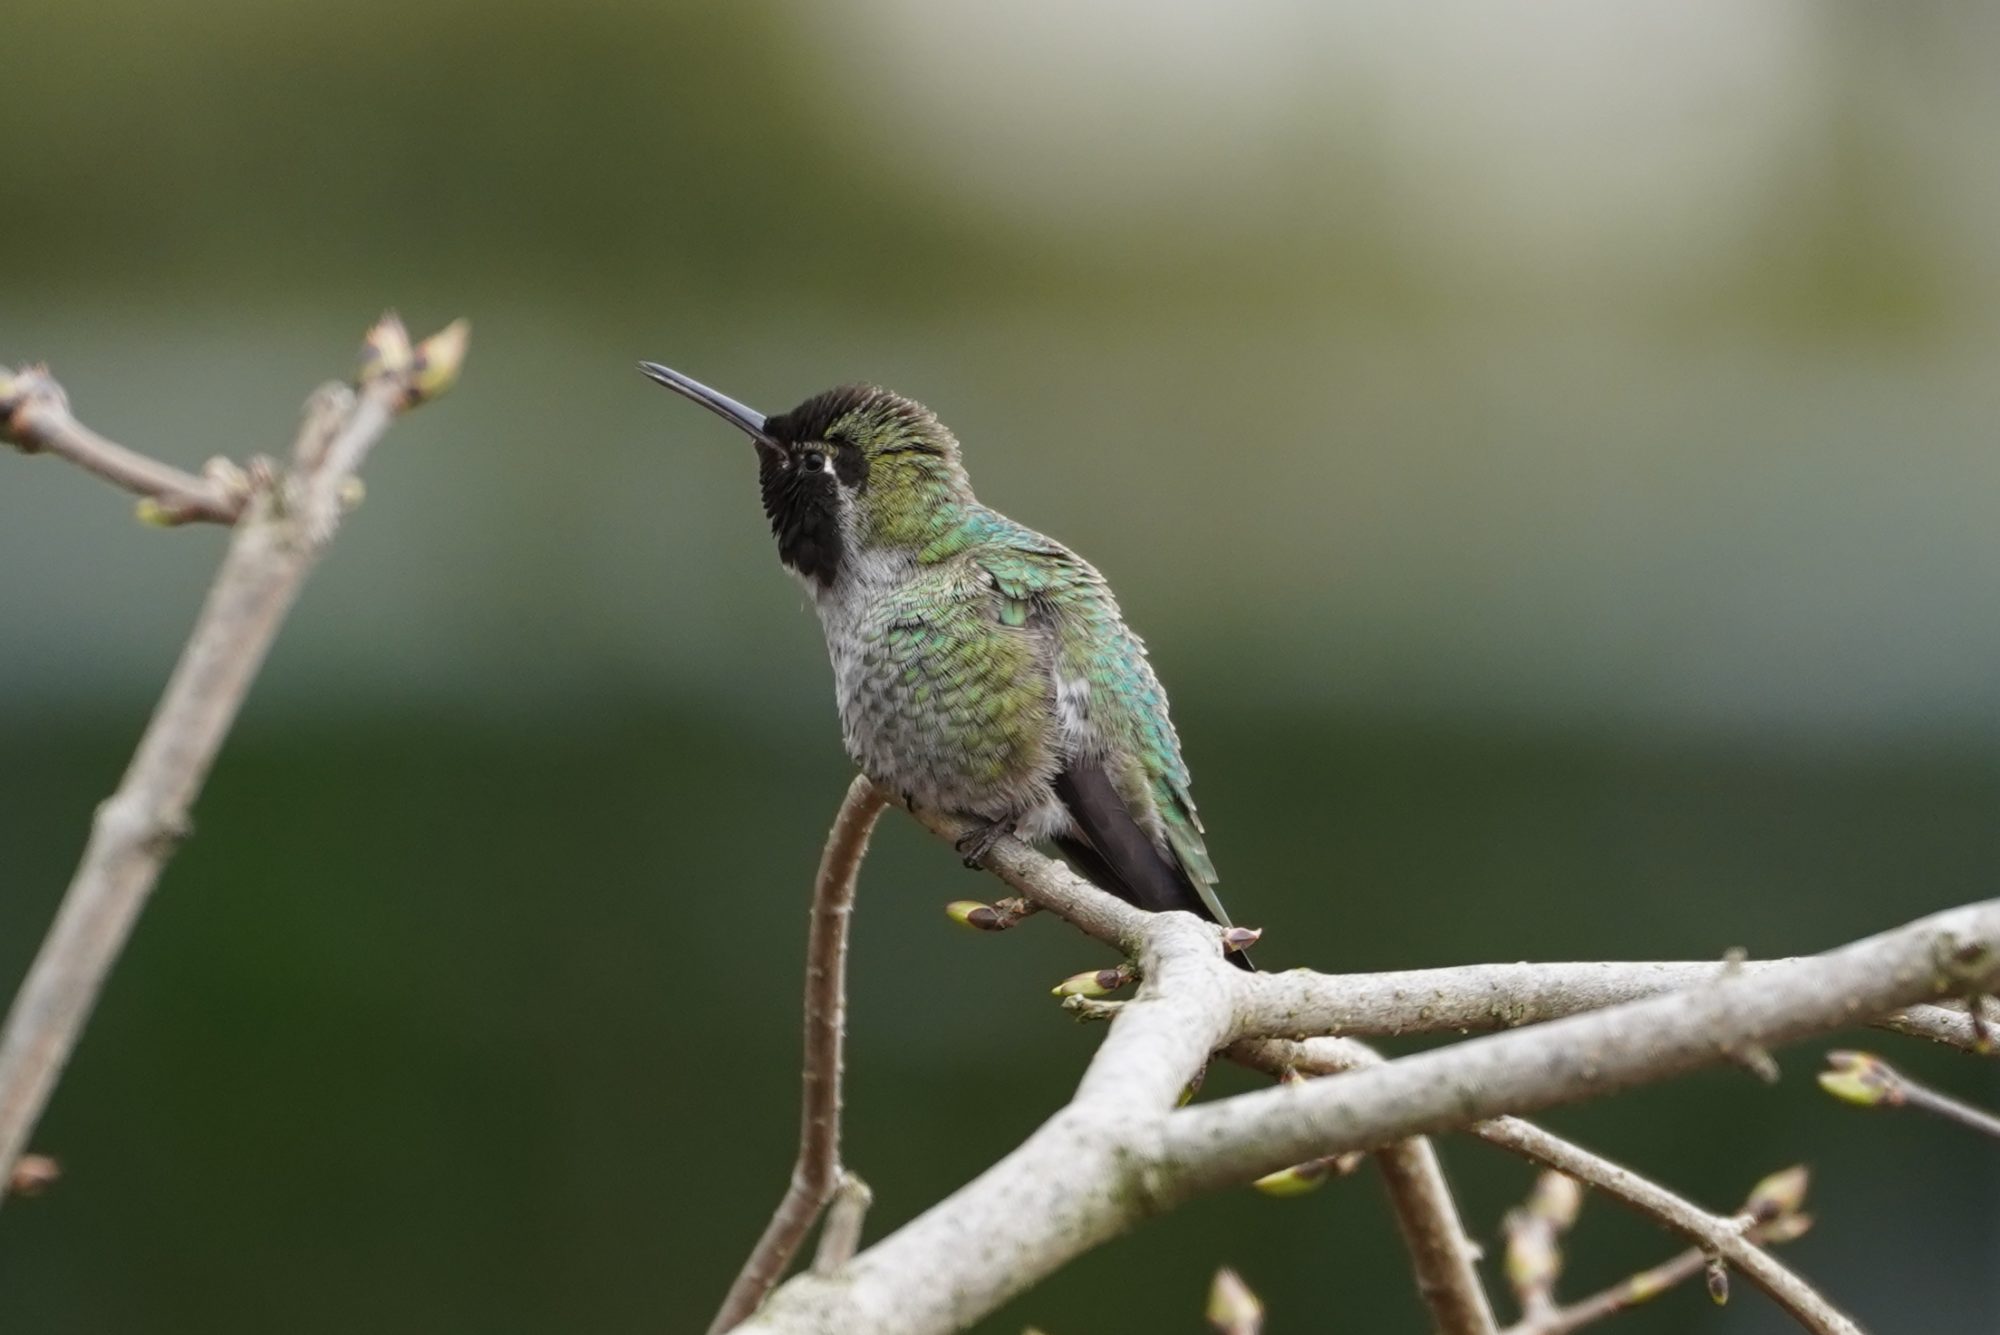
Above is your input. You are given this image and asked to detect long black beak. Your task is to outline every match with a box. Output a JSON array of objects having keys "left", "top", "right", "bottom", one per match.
[{"left": 638, "top": 362, "right": 776, "bottom": 446}]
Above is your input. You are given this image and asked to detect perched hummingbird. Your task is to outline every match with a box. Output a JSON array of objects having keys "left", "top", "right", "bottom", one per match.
[{"left": 640, "top": 363, "right": 1249, "bottom": 966}]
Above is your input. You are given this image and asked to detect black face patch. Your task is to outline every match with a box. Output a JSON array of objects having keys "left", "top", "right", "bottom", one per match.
[
  {"left": 831, "top": 439, "right": 868, "bottom": 490},
  {"left": 761, "top": 447, "right": 844, "bottom": 586}
]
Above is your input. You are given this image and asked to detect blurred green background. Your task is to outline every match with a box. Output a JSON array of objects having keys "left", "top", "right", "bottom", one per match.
[{"left": 2, "top": 1, "right": 1996, "bottom": 1330}]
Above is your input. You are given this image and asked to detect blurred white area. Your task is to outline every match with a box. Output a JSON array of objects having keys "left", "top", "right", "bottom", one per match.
[
  {"left": 2, "top": 2, "right": 1996, "bottom": 742},
  {"left": 811, "top": 0, "right": 2000, "bottom": 304}
]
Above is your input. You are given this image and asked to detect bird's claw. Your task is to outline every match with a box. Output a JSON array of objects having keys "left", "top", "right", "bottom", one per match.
[{"left": 954, "top": 818, "right": 1015, "bottom": 868}]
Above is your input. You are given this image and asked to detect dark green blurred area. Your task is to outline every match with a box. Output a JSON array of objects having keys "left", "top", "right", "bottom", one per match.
[{"left": 2, "top": 2, "right": 1997, "bottom": 1331}]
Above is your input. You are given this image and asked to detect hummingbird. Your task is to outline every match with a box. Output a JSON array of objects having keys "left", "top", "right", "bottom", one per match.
[{"left": 640, "top": 363, "right": 1249, "bottom": 967}]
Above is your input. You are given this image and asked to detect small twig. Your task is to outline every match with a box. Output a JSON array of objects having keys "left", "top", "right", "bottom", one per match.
[
  {"left": 810, "top": 1171, "right": 874, "bottom": 1275},
  {"left": 1228, "top": 1038, "right": 1836, "bottom": 1332},
  {"left": 0, "top": 316, "right": 465, "bottom": 1203},
  {"left": 1503, "top": 1171, "right": 1583, "bottom": 1322},
  {"left": 1820, "top": 1049, "right": 2000, "bottom": 1142},
  {"left": 908, "top": 809, "right": 1152, "bottom": 952},
  {"left": 1, "top": 365, "right": 243, "bottom": 522},
  {"left": 708, "top": 776, "right": 889, "bottom": 1334},
  {"left": 1503, "top": 1169, "right": 1812, "bottom": 1335},
  {"left": 1478, "top": 1121, "right": 1850, "bottom": 1334}
]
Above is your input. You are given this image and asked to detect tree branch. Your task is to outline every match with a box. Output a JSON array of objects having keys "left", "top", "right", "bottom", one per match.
[
  {"left": 0, "top": 316, "right": 466, "bottom": 1202},
  {"left": 1477, "top": 1121, "right": 1848, "bottom": 1332},
  {"left": 1371, "top": 1122, "right": 1499, "bottom": 1333},
  {"left": 1233, "top": 959, "right": 1994, "bottom": 1054},
  {"left": 1819, "top": 1048, "right": 2000, "bottom": 1142},
  {"left": 1159, "top": 899, "right": 2000, "bottom": 1193},
  {"left": 1247, "top": 1039, "right": 1494, "bottom": 1331},
  {"left": 1230, "top": 1038, "right": 1828, "bottom": 1331},
  {"left": 1, "top": 364, "right": 242, "bottom": 523},
  {"left": 1504, "top": 1212, "right": 1810, "bottom": 1335},
  {"left": 728, "top": 814, "right": 1998, "bottom": 1335},
  {"left": 708, "top": 776, "right": 889, "bottom": 1333},
  {"left": 919, "top": 805, "right": 1989, "bottom": 1054}
]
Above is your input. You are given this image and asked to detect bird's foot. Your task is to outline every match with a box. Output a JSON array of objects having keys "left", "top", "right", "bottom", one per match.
[{"left": 954, "top": 817, "right": 1017, "bottom": 868}]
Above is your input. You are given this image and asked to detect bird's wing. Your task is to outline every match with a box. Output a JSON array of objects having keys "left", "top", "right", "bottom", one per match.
[{"left": 972, "top": 536, "right": 1235, "bottom": 942}]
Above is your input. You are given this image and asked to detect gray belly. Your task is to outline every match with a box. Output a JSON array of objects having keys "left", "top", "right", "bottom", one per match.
[{"left": 825, "top": 623, "right": 1067, "bottom": 834}]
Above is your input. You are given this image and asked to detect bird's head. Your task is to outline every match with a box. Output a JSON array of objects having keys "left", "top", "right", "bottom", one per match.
[{"left": 641, "top": 363, "right": 970, "bottom": 586}]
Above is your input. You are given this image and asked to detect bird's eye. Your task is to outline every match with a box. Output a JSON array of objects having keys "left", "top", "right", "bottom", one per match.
[{"left": 802, "top": 452, "right": 827, "bottom": 473}]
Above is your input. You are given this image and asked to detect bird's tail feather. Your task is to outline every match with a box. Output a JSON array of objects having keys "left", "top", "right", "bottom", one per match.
[{"left": 1053, "top": 762, "right": 1254, "bottom": 971}]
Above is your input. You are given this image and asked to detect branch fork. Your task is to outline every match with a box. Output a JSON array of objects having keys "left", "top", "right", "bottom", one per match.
[{"left": 0, "top": 313, "right": 467, "bottom": 1205}]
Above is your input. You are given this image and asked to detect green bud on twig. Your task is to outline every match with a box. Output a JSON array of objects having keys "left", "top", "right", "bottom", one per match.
[
  {"left": 1704, "top": 1255, "right": 1729, "bottom": 1305},
  {"left": 946, "top": 896, "right": 1037, "bottom": 932},
  {"left": 1751, "top": 1212, "right": 1814, "bottom": 1245},
  {"left": 1252, "top": 1158, "right": 1331, "bottom": 1197},
  {"left": 1818, "top": 1050, "right": 1897, "bottom": 1107},
  {"left": 1051, "top": 962, "right": 1136, "bottom": 998},
  {"left": 1206, "top": 1267, "right": 1263, "bottom": 1335},
  {"left": 406, "top": 318, "right": 470, "bottom": 409},
  {"left": 946, "top": 900, "right": 996, "bottom": 930},
  {"left": 1527, "top": 1169, "right": 1583, "bottom": 1229},
  {"left": 1742, "top": 1164, "right": 1809, "bottom": 1222},
  {"left": 359, "top": 312, "right": 414, "bottom": 384}
]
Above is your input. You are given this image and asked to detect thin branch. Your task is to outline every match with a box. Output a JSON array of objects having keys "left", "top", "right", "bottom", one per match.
[
  {"left": 0, "top": 316, "right": 466, "bottom": 1202},
  {"left": 1, "top": 365, "right": 242, "bottom": 523},
  {"left": 708, "top": 775, "right": 889, "bottom": 1334},
  {"left": 1502, "top": 1171, "right": 1582, "bottom": 1324},
  {"left": 908, "top": 807, "right": 1152, "bottom": 951},
  {"left": 810, "top": 1172, "right": 875, "bottom": 1276},
  {"left": 1820, "top": 1049, "right": 2000, "bottom": 1142},
  {"left": 1477, "top": 1121, "right": 1847, "bottom": 1333},
  {"left": 1232, "top": 1039, "right": 1827, "bottom": 1332},
  {"left": 1248, "top": 1039, "right": 1495, "bottom": 1331},
  {"left": 1516, "top": 1250, "right": 1708, "bottom": 1335},
  {"left": 1509, "top": 1218, "right": 1809, "bottom": 1335},
  {"left": 1372, "top": 1133, "right": 1500, "bottom": 1334}
]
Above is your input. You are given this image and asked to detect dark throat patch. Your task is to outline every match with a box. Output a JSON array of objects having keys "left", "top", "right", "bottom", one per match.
[{"left": 760, "top": 449, "right": 845, "bottom": 586}]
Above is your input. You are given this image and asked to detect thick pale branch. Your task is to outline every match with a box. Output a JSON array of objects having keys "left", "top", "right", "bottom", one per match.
[
  {"left": 709, "top": 776, "right": 889, "bottom": 1334},
  {"left": 1160, "top": 899, "right": 2000, "bottom": 1194},
  {"left": 1237, "top": 959, "right": 1994, "bottom": 1054},
  {"left": 0, "top": 318, "right": 463, "bottom": 1201},
  {"left": 740, "top": 915, "right": 1233, "bottom": 1334},
  {"left": 917, "top": 819, "right": 1990, "bottom": 1055},
  {"left": 736, "top": 859, "right": 1997, "bottom": 1334}
]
